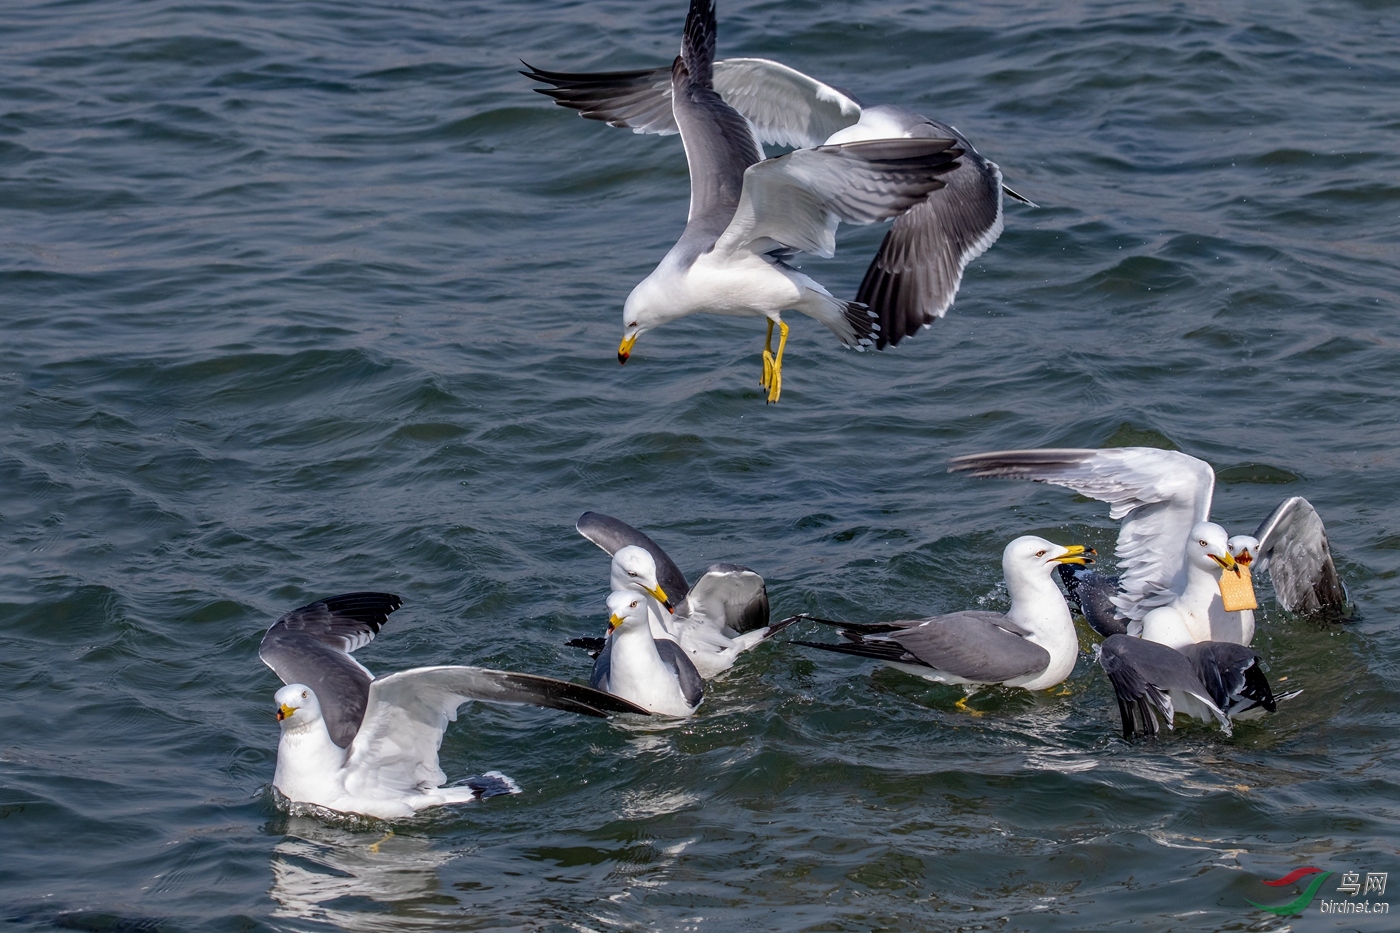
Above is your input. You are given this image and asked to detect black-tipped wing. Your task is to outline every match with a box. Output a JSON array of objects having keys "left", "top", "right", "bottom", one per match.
[
  {"left": 576, "top": 511, "right": 690, "bottom": 599},
  {"left": 800, "top": 611, "right": 1049, "bottom": 684},
  {"left": 1252, "top": 497, "right": 1347, "bottom": 615},
  {"left": 522, "top": 63, "right": 678, "bottom": 135},
  {"left": 258, "top": 592, "right": 403, "bottom": 748},
  {"left": 681, "top": 563, "right": 769, "bottom": 635},
  {"left": 856, "top": 118, "right": 1004, "bottom": 349},
  {"left": 655, "top": 640, "right": 705, "bottom": 709},
  {"left": 1179, "top": 642, "right": 1276, "bottom": 715},
  {"left": 1097, "top": 635, "right": 1228, "bottom": 739},
  {"left": 716, "top": 138, "right": 962, "bottom": 260}
]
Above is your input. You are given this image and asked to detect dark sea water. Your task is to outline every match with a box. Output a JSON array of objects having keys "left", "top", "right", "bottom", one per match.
[{"left": 2, "top": 0, "right": 1399, "bottom": 929}]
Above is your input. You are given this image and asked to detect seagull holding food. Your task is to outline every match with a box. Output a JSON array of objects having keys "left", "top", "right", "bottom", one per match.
[
  {"left": 526, "top": 0, "right": 964, "bottom": 402},
  {"left": 525, "top": 8, "right": 1033, "bottom": 350},
  {"left": 571, "top": 512, "right": 791, "bottom": 678},
  {"left": 947, "top": 447, "right": 1348, "bottom": 641},
  {"left": 794, "top": 536, "right": 1093, "bottom": 696},
  {"left": 260, "top": 592, "right": 648, "bottom": 819},
  {"left": 948, "top": 448, "right": 1335, "bottom": 735}
]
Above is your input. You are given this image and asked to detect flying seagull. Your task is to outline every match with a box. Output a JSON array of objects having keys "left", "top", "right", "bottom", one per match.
[
  {"left": 260, "top": 592, "right": 648, "bottom": 819},
  {"left": 527, "top": 0, "right": 963, "bottom": 401},
  {"left": 590, "top": 590, "right": 705, "bottom": 716},
  {"left": 948, "top": 447, "right": 1348, "bottom": 642},
  {"left": 572, "top": 511, "right": 791, "bottom": 678},
  {"left": 794, "top": 536, "right": 1092, "bottom": 696},
  {"left": 525, "top": 30, "right": 1033, "bottom": 349}
]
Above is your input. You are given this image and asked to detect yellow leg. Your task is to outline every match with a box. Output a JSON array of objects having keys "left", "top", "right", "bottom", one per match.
[
  {"left": 760, "top": 320, "right": 775, "bottom": 389},
  {"left": 954, "top": 695, "right": 984, "bottom": 717},
  {"left": 762, "top": 320, "right": 789, "bottom": 404},
  {"left": 1053, "top": 684, "right": 1072, "bottom": 697},
  {"left": 368, "top": 830, "right": 394, "bottom": 853}
]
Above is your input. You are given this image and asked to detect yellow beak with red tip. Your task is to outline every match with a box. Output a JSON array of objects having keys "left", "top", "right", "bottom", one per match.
[
  {"left": 1053, "top": 545, "right": 1095, "bottom": 565},
  {"left": 277, "top": 703, "right": 295, "bottom": 722},
  {"left": 618, "top": 333, "right": 638, "bottom": 365}
]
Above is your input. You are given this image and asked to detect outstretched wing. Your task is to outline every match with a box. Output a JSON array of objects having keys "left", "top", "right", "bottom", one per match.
[
  {"left": 856, "top": 117, "right": 1004, "bottom": 348},
  {"left": 715, "top": 138, "right": 962, "bottom": 260},
  {"left": 523, "top": 57, "right": 862, "bottom": 148},
  {"left": 1251, "top": 497, "right": 1347, "bottom": 615},
  {"left": 576, "top": 511, "right": 689, "bottom": 600},
  {"left": 258, "top": 592, "right": 403, "bottom": 748},
  {"left": 949, "top": 448, "right": 1216, "bottom": 622},
  {"left": 680, "top": 563, "right": 769, "bottom": 635},
  {"left": 1097, "top": 635, "right": 1230, "bottom": 739},
  {"left": 344, "top": 666, "right": 650, "bottom": 797}
]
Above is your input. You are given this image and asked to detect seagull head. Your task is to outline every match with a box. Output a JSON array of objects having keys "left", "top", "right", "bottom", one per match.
[
  {"left": 1227, "top": 533, "right": 1260, "bottom": 566},
  {"left": 605, "top": 590, "right": 649, "bottom": 633},
  {"left": 1188, "top": 522, "right": 1238, "bottom": 574},
  {"left": 619, "top": 270, "right": 686, "bottom": 364},
  {"left": 1002, "top": 535, "right": 1095, "bottom": 579},
  {"left": 611, "top": 545, "right": 675, "bottom": 612},
  {"left": 275, "top": 683, "right": 323, "bottom": 730}
]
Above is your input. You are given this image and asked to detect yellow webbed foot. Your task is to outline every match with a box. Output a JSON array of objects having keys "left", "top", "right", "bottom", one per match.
[
  {"left": 368, "top": 830, "right": 394, "bottom": 854},
  {"left": 761, "top": 350, "right": 774, "bottom": 390},
  {"left": 954, "top": 695, "right": 984, "bottom": 717}
]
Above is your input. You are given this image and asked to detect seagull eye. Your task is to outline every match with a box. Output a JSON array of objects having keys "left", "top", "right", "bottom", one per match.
[
  {"left": 301, "top": 690, "right": 307, "bottom": 699},
  {"left": 627, "top": 571, "right": 638, "bottom": 578},
  {"left": 1035, "top": 549, "right": 1046, "bottom": 557},
  {"left": 630, "top": 600, "right": 639, "bottom": 609},
  {"left": 1198, "top": 539, "right": 1208, "bottom": 547}
]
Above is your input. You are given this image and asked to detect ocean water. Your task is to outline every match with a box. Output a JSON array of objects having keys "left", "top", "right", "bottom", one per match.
[{"left": 2, "top": 0, "right": 1399, "bottom": 929}]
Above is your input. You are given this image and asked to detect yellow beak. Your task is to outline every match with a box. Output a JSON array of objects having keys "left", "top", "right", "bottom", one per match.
[
  {"left": 1053, "top": 544, "right": 1095, "bottom": 565},
  {"left": 277, "top": 704, "right": 295, "bottom": 722},
  {"left": 1208, "top": 551, "right": 1240, "bottom": 573},
  {"left": 607, "top": 612, "right": 625, "bottom": 633},
  {"left": 618, "top": 333, "right": 638, "bottom": 365},
  {"left": 648, "top": 583, "right": 674, "bottom": 613}
]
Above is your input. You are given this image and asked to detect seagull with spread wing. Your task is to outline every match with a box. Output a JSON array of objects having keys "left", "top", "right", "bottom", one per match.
[
  {"left": 525, "top": 12, "right": 1032, "bottom": 350},
  {"left": 260, "top": 592, "right": 648, "bottom": 819},
  {"left": 527, "top": 0, "right": 963, "bottom": 402},
  {"left": 572, "top": 512, "right": 790, "bottom": 678}
]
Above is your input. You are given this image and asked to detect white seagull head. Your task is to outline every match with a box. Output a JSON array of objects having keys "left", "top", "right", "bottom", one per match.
[{"left": 610, "top": 545, "right": 676, "bottom": 612}]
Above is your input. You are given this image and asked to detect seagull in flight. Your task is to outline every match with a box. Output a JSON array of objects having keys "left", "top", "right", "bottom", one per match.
[{"left": 526, "top": 0, "right": 963, "bottom": 401}]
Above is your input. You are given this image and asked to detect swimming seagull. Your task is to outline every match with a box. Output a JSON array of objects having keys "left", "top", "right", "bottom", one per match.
[
  {"left": 590, "top": 590, "right": 705, "bottom": 716},
  {"left": 794, "top": 536, "right": 1093, "bottom": 695},
  {"left": 259, "top": 592, "right": 649, "bottom": 819},
  {"left": 948, "top": 447, "right": 1349, "bottom": 642},
  {"left": 572, "top": 512, "right": 792, "bottom": 678},
  {"left": 527, "top": 0, "right": 964, "bottom": 402},
  {"left": 525, "top": 29, "right": 1034, "bottom": 349}
]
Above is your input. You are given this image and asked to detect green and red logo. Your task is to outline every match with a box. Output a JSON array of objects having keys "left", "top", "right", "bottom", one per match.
[{"left": 1248, "top": 867, "right": 1332, "bottom": 915}]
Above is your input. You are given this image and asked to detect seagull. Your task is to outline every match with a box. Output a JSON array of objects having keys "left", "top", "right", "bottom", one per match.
[
  {"left": 794, "top": 536, "right": 1093, "bottom": 695},
  {"left": 526, "top": 0, "right": 964, "bottom": 402},
  {"left": 590, "top": 590, "right": 704, "bottom": 717},
  {"left": 259, "top": 592, "right": 649, "bottom": 819},
  {"left": 572, "top": 511, "right": 793, "bottom": 678},
  {"left": 947, "top": 447, "right": 1349, "bottom": 642},
  {"left": 525, "top": 26, "right": 1034, "bottom": 349}
]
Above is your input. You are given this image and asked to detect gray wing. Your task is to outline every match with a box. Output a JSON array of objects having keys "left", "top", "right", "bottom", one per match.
[
  {"left": 889, "top": 611, "right": 1050, "bottom": 682},
  {"left": 655, "top": 640, "right": 705, "bottom": 709},
  {"left": 799, "top": 611, "right": 1048, "bottom": 683},
  {"left": 345, "top": 666, "right": 650, "bottom": 797},
  {"left": 1178, "top": 642, "right": 1277, "bottom": 716},
  {"left": 588, "top": 635, "right": 615, "bottom": 690},
  {"left": 715, "top": 138, "right": 963, "bottom": 260},
  {"left": 576, "top": 511, "right": 689, "bottom": 600},
  {"left": 1252, "top": 497, "right": 1347, "bottom": 614},
  {"left": 671, "top": 0, "right": 764, "bottom": 237},
  {"left": 949, "top": 448, "right": 1216, "bottom": 623},
  {"left": 1097, "top": 635, "right": 1229, "bottom": 739},
  {"left": 856, "top": 114, "right": 1004, "bottom": 349},
  {"left": 522, "top": 57, "right": 862, "bottom": 148},
  {"left": 679, "top": 563, "right": 769, "bottom": 635},
  {"left": 258, "top": 592, "right": 402, "bottom": 748},
  {"left": 522, "top": 63, "right": 679, "bottom": 135}
]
